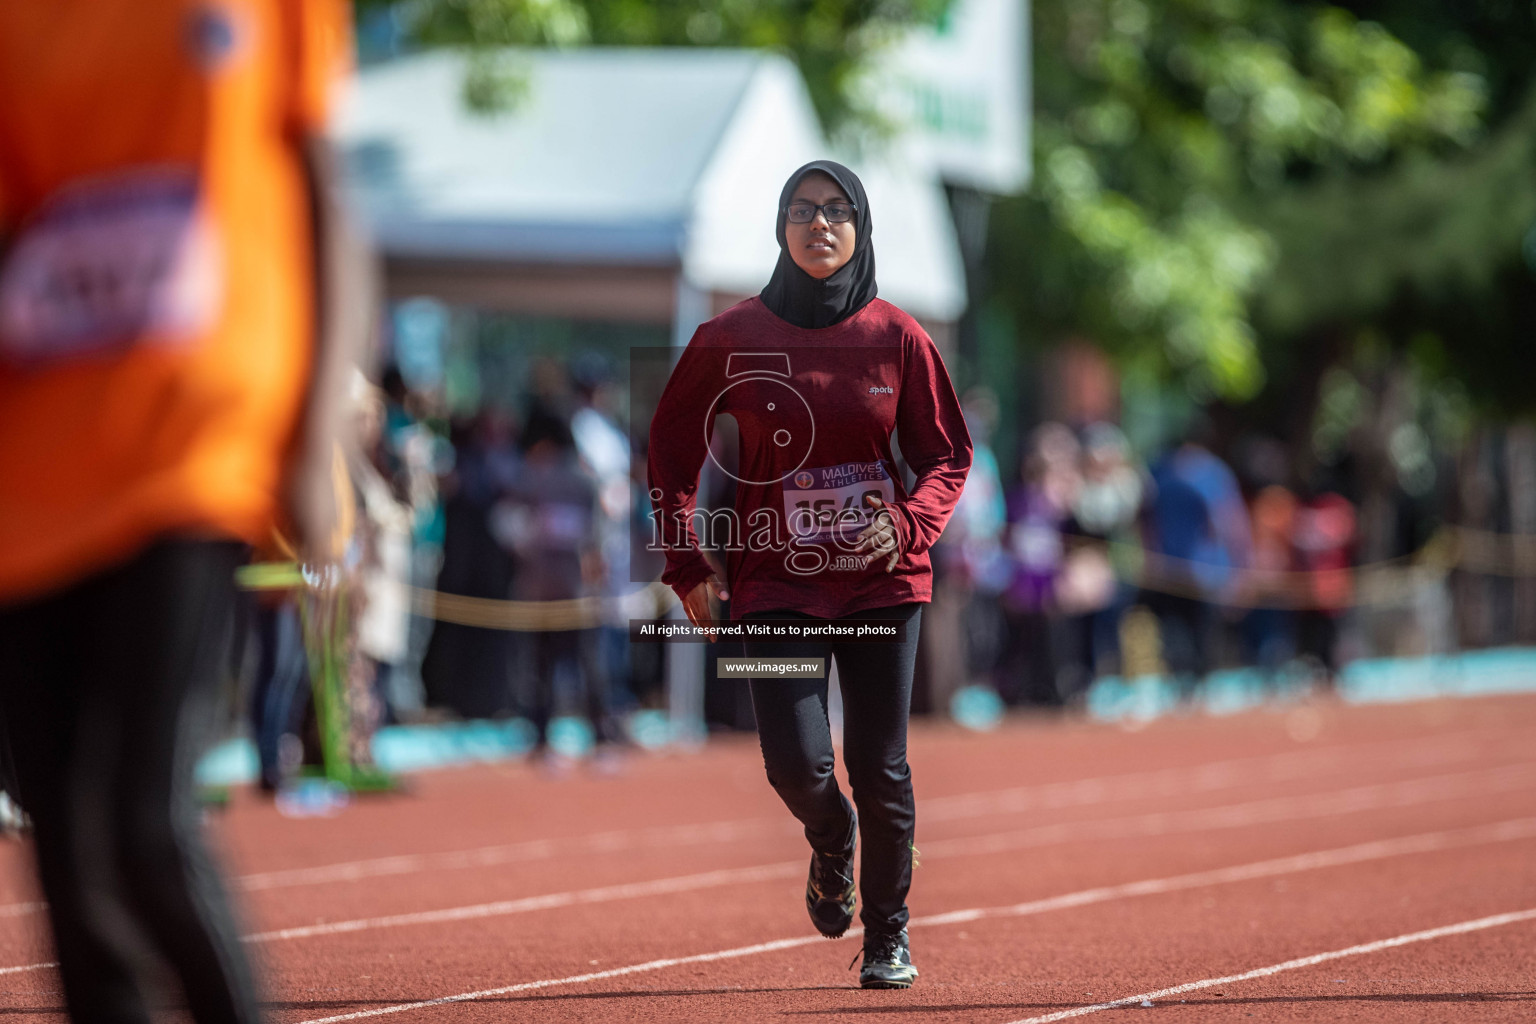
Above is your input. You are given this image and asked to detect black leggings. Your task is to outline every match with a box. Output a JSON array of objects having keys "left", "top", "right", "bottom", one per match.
[
  {"left": 0, "top": 539, "right": 260, "bottom": 1024},
  {"left": 743, "top": 602, "right": 921, "bottom": 936}
]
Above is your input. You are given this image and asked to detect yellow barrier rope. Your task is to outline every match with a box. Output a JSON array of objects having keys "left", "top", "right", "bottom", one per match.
[
  {"left": 236, "top": 563, "right": 677, "bottom": 631},
  {"left": 1440, "top": 525, "right": 1536, "bottom": 578},
  {"left": 236, "top": 526, "right": 1536, "bottom": 625},
  {"left": 413, "top": 582, "right": 676, "bottom": 632},
  {"left": 1072, "top": 536, "right": 1432, "bottom": 611},
  {"left": 1075, "top": 525, "right": 1536, "bottom": 611}
]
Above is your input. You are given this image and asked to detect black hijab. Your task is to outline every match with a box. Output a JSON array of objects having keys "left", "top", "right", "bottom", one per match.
[{"left": 759, "top": 160, "right": 878, "bottom": 329}]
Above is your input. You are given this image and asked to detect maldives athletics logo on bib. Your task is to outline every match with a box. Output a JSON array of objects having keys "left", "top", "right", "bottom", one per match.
[{"left": 783, "top": 461, "right": 896, "bottom": 545}]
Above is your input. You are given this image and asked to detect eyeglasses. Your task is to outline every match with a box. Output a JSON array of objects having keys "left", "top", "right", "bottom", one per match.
[{"left": 785, "top": 202, "right": 856, "bottom": 224}]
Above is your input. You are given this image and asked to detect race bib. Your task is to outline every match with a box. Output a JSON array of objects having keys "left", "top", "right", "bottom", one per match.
[
  {"left": 0, "top": 170, "right": 222, "bottom": 364},
  {"left": 783, "top": 461, "right": 897, "bottom": 546}
]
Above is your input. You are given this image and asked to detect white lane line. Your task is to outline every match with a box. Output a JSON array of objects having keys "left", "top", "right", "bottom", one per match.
[
  {"left": 921, "top": 730, "right": 1495, "bottom": 824},
  {"left": 920, "top": 761, "right": 1536, "bottom": 858},
  {"left": 240, "top": 765, "right": 1536, "bottom": 944},
  {"left": 1001, "top": 907, "right": 1536, "bottom": 1024},
  {"left": 243, "top": 861, "right": 801, "bottom": 942},
  {"left": 236, "top": 819, "right": 787, "bottom": 892},
  {"left": 0, "top": 901, "right": 45, "bottom": 919},
  {"left": 0, "top": 959, "right": 53, "bottom": 975},
  {"left": 950, "top": 816, "right": 1536, "bottom": 924},
  {"left": 285, "top": 816, "right": 1536, "bottom": 1023},
  {"left": 295, "top": 933, "right": 839, "bottom": 1024},
  {"left": 229, "top": 730, "right": 1499, "bottom": 894}
]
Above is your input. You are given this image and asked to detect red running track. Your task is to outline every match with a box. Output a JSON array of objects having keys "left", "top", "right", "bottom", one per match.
[{"left": 0, "top": 694, "right": 1532, "bottom": 1021}]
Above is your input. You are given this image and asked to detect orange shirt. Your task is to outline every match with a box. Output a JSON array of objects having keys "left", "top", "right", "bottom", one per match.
[{"left": 0, "top": 0, "right": 351, "bottom": 602}]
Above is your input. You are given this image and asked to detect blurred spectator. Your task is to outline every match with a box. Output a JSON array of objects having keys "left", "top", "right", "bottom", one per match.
[
  {"left": 376, "top": 365, "right": 448, "bottom": 717},
  {"left": 250, "top": 595, "right": 310, "bottom": 792},
  {"left": 378, "top": 364, "right": 449, "bottom": 526},
  {"left": 248, "top": 376, "right": 411, "bottom": 786},
  {"left": 1061, "top": 423, "right": 1145, "bottom": 685},
  {"left": 952, "top": 388, "right": 1011, "bottom": 683},
  {"left": 345, "top": 374, "right": 414, "bottom": 749},
  {"left": 996, "top": 423, "right": 1082, "bottom": 705},
  {"left": 420, "top": 412, "right": 519, "bottom": 717},
  {"left": 495, "top": 406, "right": 615, "bottom": 756},
  {"left": 1142, "top": 423, "right": 1253, "bottom": 691},
  {"left": 571, "top": 354, "right": 642, "bottom": 716},
  {"left": 1242, "top": 484, "right": 1301, "bottom": 678},
  {"left": 1294, "top": 487, "right": 1357, "bottom": 687}
]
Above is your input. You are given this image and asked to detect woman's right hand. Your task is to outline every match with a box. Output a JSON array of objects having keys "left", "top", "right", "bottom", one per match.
[{"left": 682, "top": 574, "right": 730, "bottom": 640}]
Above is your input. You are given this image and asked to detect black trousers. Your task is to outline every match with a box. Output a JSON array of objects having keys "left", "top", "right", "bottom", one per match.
[
  {"left": 251, "top": 600, "right": 310, "bottom": 790},
  {"left": 0, "top": 539, "right": 260, "bottom": 1024},
  {"left": 742, "top": 602, "right": 921, "bottom": 936},
  {"left": 521, "top": 628, "right": 613, "bottom": 747},
  {"left": 1142, "top": 590, "right": 1216, "bottom": 685}
]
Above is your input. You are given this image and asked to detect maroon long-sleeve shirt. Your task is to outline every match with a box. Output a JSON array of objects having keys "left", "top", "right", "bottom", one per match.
[{"left": 647, "top": 296, "right": 972, "bottom": 620}]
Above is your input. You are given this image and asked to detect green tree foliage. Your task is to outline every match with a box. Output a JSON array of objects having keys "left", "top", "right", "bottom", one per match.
[
  {"left": 364, "top": 0, "right": 1534, "bottom": 413},
  {"left": 992, "top": 0, "right": 1495, "bottom": 403},
  {"left": 1254, "top": 0, "right": 1536, "bottom": 417},
  {"left": 364, "top": 0, "right": 951, "bottom": 128}
]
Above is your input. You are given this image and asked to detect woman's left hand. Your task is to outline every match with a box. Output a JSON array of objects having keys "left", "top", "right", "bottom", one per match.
[{"left": 854, "top": 494, "right": 902, "bottom": 572}]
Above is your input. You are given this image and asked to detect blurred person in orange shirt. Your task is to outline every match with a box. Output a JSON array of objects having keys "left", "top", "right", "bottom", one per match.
[
  {"left": 0, "top": 1, "right": 366, "bottom": 1020},
  {"left": 1241, "top": 483, "right": 1300, "bottom": 679}
]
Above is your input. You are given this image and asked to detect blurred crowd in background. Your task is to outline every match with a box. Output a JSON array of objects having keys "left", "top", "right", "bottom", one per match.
[
  {"left": 242, "top": 334, "right": 1535, "bottom": 784},
  {"left": 927, "top": 389, "right": 1361, "bottom": 713},
  {"left": 243, "top": 352, "right": 649, "bottom": 785}
]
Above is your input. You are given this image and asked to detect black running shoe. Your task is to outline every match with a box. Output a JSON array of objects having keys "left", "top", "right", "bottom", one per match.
[
  {"left": 805, "top": 827, "right": 856, "bottom": 938},
  {"left": 856, "top": 929, "right": 918, "bottom": 989}
]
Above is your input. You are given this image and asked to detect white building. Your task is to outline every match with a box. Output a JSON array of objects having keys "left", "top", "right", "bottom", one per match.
[{"left": 337, "top": 47, "right": 967, "bottom": 356}]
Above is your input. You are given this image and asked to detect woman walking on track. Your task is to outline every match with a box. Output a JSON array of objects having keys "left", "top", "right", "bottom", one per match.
[{"left": 648, "top": 160, "right": 972, "bottom": 988}]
